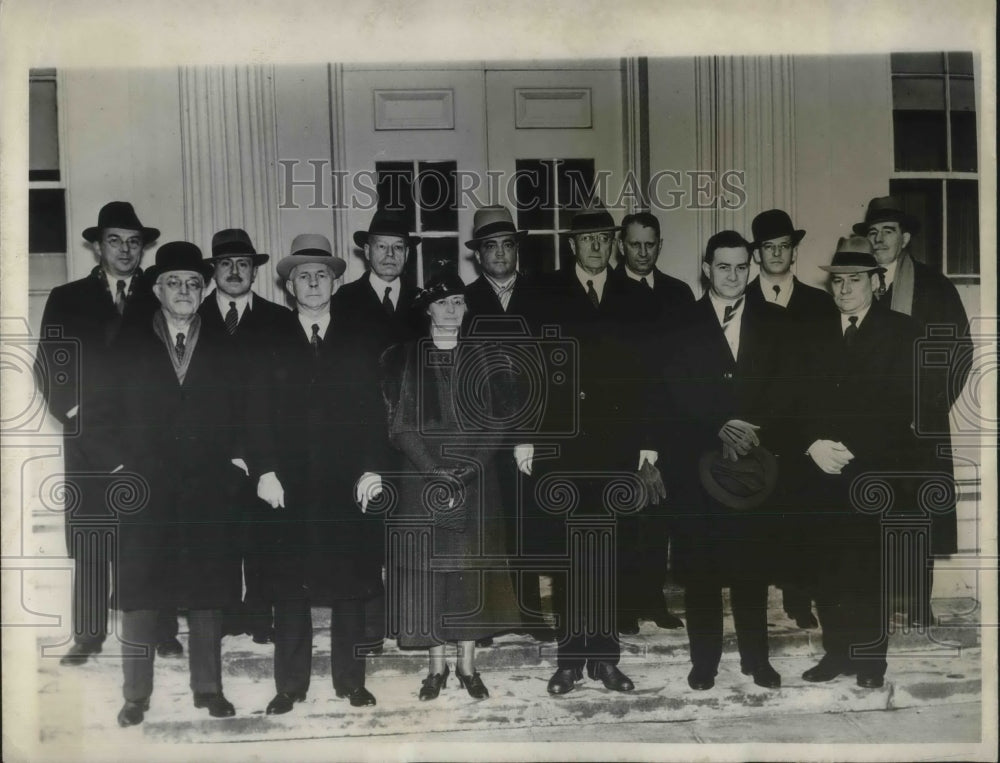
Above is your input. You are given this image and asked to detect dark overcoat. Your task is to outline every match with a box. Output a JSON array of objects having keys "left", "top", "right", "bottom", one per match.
[
  {"left": 104, "top": 314, "right": 245, "bottom": 611},
  {"left": 614, "top": 263, "right": 695, "bottom": 325}
]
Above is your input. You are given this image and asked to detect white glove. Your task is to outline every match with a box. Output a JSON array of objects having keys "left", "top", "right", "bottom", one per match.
[
  {"left": 257, "top": 471, "right": 285, "bottom": 509},
  {"left": 231, "top": 458, "right": 249, "bottom": 477},
  {"left": 807, "top": 440, "right": 855, "bottom": 475},
  {"left": 66, "top": 405, "right": 79, "bottom": 419},
  {"left": 111, "top": 464, "right": 124, "bottom": 474},
  {"left": 718, "top": 419, "right": 761, "bottom": 456},
  {"left": 356, "top": 472, "right": 383, "bottom": 513},
  {"left": 514, "top": 444, "right": 534, "bottom": 475}
]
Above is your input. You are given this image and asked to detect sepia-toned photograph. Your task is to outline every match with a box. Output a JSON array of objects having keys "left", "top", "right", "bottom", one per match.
[{"left": 1, "top": 1, "right": 996, "bottom": 761}]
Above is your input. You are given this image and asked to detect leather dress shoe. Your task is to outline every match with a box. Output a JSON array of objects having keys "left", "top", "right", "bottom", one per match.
[
  {"left": 336, "top": 686, "right": 377, "bottom": 706},
  {"left": 856, "top": 672, "right": 885, "bottom": 689},
  {"left": 252, "top": 628, "right": 275, "bottom": 645},
  {"left": 266, "top": 690, "right": 306, "bottom": 715},
  {"left": 419, "top": 665, "right": 450, "bottom": 701},
  {"left": 532, "top": 627, "right": 557, "bottom": 643},
  {"left": 587, "top": 662, "right": 635, "bottom": 692},
  {"left": 116, "top": 699, "right": 149, "bottom": 727},
  {"left": 456, "top": 668, "right": 490, "bottom": 699},
  {"left": 475, "top": 637, "right": 494, "bottom": 647},
  {"left": 546, "top": 666, "right": 583, "bottom": 695},
  {"left": 618, "top": 617, "right": 640, "bottom": 636},
  {"left": 60, "top": 642, "right": 102, "bottom": 666},
  {"left": 687, "top": 666, "right": 716, "bottom": 691},
  {"left": 193, "top": 692, "right": 236, "bottom": 717},
  {"left": 650, "top": 609, "right": 685, "bottom": 629},
  {"left": 794, "top": 612, "right": 819, "bottom": 629},
  {"left": 156, "top": 637, "right": 184, "bottom": 658},
  {"left": 741, "top": 660, "right": 781, "bottom": 689},
  {"left": 802, "top": 655, "right": 855, "bottom": 683}
]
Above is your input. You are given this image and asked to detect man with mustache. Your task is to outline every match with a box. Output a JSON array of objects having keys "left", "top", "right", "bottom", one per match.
[{"left": 198, "top": 229, "right": 295, "bottom": 644}]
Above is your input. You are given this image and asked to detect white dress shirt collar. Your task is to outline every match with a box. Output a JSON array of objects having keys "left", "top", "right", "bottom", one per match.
[
  {"left": 575, "top": 263, "right": 608, "bottom": 302},
  {"left": 623, "top": 266, "right": 655, "bottom": 289},
  {"left": 758, "top": 272, "right": 794, "bottom": 307},
  {"left": 368, "top": 272, "right": 401, "bottom": 308},
  {"left": 298, "top": 311, "right": 331, "bottom": 341},
  {"left": 215, "top": 289, "right": 253, "bottom": 320},
  {"left": 841, "top": 304, "right": 872, "bottom": 333}
]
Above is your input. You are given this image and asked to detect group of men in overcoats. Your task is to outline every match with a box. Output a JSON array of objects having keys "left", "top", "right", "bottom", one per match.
[{"left": 36, "top": 189, "right": 969, "bottom": 724}]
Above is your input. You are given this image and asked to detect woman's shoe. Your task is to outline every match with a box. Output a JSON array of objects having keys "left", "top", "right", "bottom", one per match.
[
  {"left": 455, "top": 668, "right": 490, "bottom": 699},
  {"left": 419, "top": 664, "right": 450, "bottom": 701}
]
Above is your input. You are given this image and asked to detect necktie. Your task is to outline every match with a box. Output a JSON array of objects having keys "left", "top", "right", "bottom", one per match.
[
  {"left": 641, "top": 277, "right": 651, "bottom": 289},
  {"left": 494, "top": 279, "right": 514, "bottom": 311},
  {"left": 115, "top": 280, "right": 126, "bottom": 315},
  {"left": 174, "top": 332, "right": 186, "bottom": 364},
  {"left": 311, "top": 323, "right": 322, "bottom": 356},
  {"left": 224, "top": 301, "right": 239, "bottom": 334},
  {"left": 722, "top": 298, "right": 743, "bottom": 328},
  {"left": 772, "top": 284, "right": 781, "bottom": 302},
  {"left": 844, "top": 315, "right": 859, "bottom": 347},
  {"left": 382, "top": 286, "right": 394, "bottom": 316},
  {"left": 586, "top": 280, "right": 600, "bottom": 309},
  {"left": 875, "top": 273, "right": 887, "bottom": 299}
]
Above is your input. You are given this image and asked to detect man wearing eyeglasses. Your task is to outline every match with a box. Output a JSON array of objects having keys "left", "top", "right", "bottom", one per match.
[
  {"left": 104, "top": 242, "right": 246, "bottom": 726},
  {"left": 33, "top": 202, "right": 179, "bottom": 668}
]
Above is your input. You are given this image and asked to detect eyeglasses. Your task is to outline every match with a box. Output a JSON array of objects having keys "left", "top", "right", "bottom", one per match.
[
  {"left": 481, "top": 239, "right": 517, "bottom": 256},
  {"left": 159, "top": 277, "right": 205, "bottom": 291},
  {"left": 103, "top": 235, "right": 144, "bottom": 252},
  {"left": 761, "top": 242, "right": 793, "bottom": 255},
  {"left": 370, "top": 241, "right": 406, "bottom": 256},
  {"left": 577, "top": 232, "right": 613, "bottom": 245}
]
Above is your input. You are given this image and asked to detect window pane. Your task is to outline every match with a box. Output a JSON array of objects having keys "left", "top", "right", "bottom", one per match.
[
  {"left": 556, "top": 159, "right": 597, "bottom": 230},
  {"left": 946, "top": 180, "right": 979, "bottom": 276},
  {"left": 417, "top": 161, "right": 457, "bottom": 232},
  {"left": 890, "top": 53, "right": 945, "bottom": 74},
  {"left": 29, "top": 188, "right": 66, "bottom": 253},
  {"left": 888, "top": 179, "right": 943, "bottom": 271},
  {"left": 375, "top": 161, "right": 415, "bottom": 231},
  {"left": 519, "top": 233, "right": 556, "bottom": 277},
  {"left": 891, "top": 76, "right": 946, "bottom": 110},
  {"left": 893, "top": 111, "right": 947, "bottom": 171},
  {"left": 420, "top": 237, "right": 458, "bottom": 285},
  {"left": 29, "top": 78, "right": 60, "bottom": 181},
  {"left": 951, "top": 111, "right": 978, "bottom": 172},
  {"left": 949, "top": 78, "right": 976, "bottom": 112},
  {"left": 947, "top": 52, "right": 974, "bottom": 75},
  {"left": 514, "top": 159, "right": 554, "bottom": 230}
]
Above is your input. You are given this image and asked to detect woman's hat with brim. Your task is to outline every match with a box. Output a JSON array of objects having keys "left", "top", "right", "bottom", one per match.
[
  {"left": 749, "top": 209, "right": 806, "bottom": 250},
  {"left": 145, "top": 241, "right": 215, "bottom": 283},
  {"left": 561, "top": 198, "right": 621, "bottom": 236},
  {"left": 698, "top": 445, "right": 779, "bottom": 511},
  {"left": 276, "top": 233, "right": 347, "bottom": 281},
  {"left": 208, "top": 228, "right": 269, "bottom": 266},
  {"left": 353, "top": 209, "right": 422, "bottom": 249},
  {"left": 819, "top": 236, "right": 887, "bottom": 274},
  {"left": 413, "top": 259, "right": 466, "bottom": 310},
  {"left": 464, "top": 206, "right": 527, "bottom": 250},
  {"left": 82, "top": 201, "right": 160, "bottom": 244},
  {"left": 852, "top": 195, "right": 921, "bottom": 236}
]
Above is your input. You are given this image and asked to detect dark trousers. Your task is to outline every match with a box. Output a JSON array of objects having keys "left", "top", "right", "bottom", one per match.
[
  {"left": 684, "top": 580, "right": 769, "bottom": 672},
  {"left": 273, "top": 599, "right": 313, "bottom": 695},
  {"left": 552, "top": 570, "right": 620, "bottom": 669},
  {"left": 815, "top": 535, "right": 888, "bottom": 677},
  {"left": 121, "top": 609, "right": 223, "bottom": 702},
  {"left": 69, "top": 541, "right": 110, "bottom": 646},
  {"left": 617, "top": 513, "right": 670, "bottom": 622},
  {"left": 330, "top": 598, "right": 367, "bottom": 692},
  {"left": 500, "top": 463, "right": 546, "bottom": 626}
]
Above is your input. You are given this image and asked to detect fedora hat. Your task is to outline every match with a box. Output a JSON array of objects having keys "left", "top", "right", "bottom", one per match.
[
  {"left": 562, "top": 198, "right": 620, "bottom": 236},
  {"left": 145, "top": 241, "right": 214, "bottom": 282},
  {"left": 208, "top": 228, "right": 269, "bottom": 265},
  {"left": 852, "top": 195, "right": 921, "bottom": 236},
  {"left": 276, "top": 234, "right": 347, "bottom": 281},
  {"left": 464, "top": 206, "right": 527, "bottom": 250},
  {"left": 698, "top": 445, "right": 779, "bottom": 511},
  {"left": 82, "top": 201, "right": 160, "bottom": 244},
  {"left": 819, "top": 236, "right": 887, "bottom": 274},
  {"left": 353, "top": 209, "right": 422, "bottom": 249},
  {"left": 749, "top": 209, "right": 805, "bottom": 250},
  {"left": 413, "top": 259, "right": 466, "bottom": 311}
]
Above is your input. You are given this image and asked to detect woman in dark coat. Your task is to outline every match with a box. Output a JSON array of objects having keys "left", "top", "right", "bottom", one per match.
[{"left": 380, "top": 266, "right": 522, "bottom": 701}]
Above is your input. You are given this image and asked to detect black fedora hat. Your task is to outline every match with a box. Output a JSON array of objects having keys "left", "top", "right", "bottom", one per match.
[
  {"left": 852, "top": 196, "right": 921, "bottom": 236},
  {"left": 209, "top": 228, "right": 269, "bottom": 265},
  {"left": 145, "top": 241, "right": 214, "bottom": 282},
  {"left": 698, "top": 445, "right": 779, "bottom": 510},
  {"left": 82, "top": 201, "right": 160, "bottom": 244},
  {"left": 819, "top": 236, "right": 886, "bottom": 274},
  {"left": 749, "top": 209, "right": 806, "bottom": 250},
  {"left": 353, "top": 209, "right": 422, "bottom": 249},
  {"left": 562, "top": 198, "right": 620, "bottom": 236}
]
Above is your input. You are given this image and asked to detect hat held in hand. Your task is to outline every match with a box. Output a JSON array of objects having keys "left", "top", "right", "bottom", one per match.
[{"left": 698, "top": 445, "right": 778, "bottom": 510}]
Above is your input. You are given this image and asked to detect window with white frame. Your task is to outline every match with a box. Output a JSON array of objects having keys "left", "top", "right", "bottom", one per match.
[
  {"left": 889, "top": 52, "right": 979, "bottom": 282},
  {"left": 29, "top": 68, "right": 67, "bottom": 255}
]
